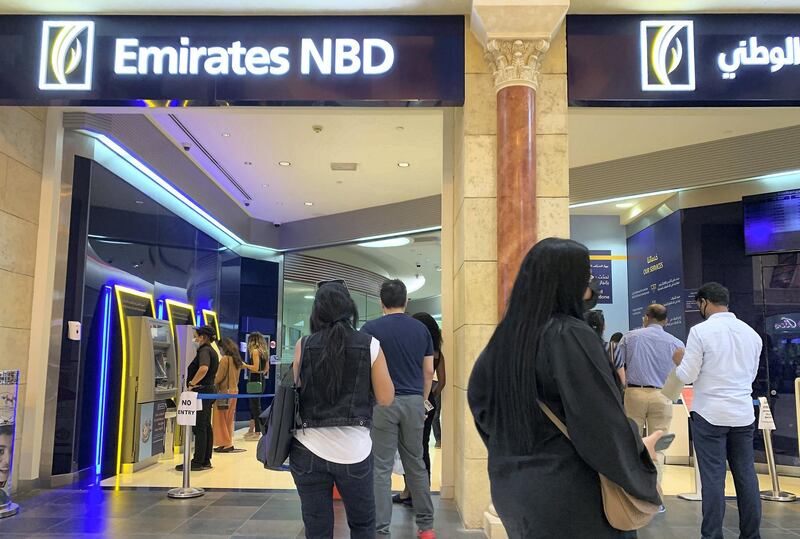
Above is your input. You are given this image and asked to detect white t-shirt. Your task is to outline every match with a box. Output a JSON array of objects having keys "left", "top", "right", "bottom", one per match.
[{"left": 293, "top": 337, "right": 380, "bottom": 464}]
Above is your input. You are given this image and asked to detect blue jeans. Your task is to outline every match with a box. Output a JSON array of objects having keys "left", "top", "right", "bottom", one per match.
[
  {"left": 691, "top": 412, "right": 761, "bottom": 539},
  {"left": 290, "top": 441, "right": 375, "bottom": 539}
]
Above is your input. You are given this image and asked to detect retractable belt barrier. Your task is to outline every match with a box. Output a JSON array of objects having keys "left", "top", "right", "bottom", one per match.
[{"left": 168, "top": 389, "right": 275, "bottom": 500}]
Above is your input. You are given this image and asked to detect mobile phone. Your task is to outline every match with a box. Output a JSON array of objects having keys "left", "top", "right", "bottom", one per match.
[
  {"left": 424, "top": 400, "right": 435, "bottom": 413},
  {"left": 654, "top": 433, "right": 676, "bottom": 452}
]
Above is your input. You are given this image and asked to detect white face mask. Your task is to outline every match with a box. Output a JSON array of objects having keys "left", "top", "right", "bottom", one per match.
[{"left": 193, "top": 338, "right": 201, "bottom": 349}]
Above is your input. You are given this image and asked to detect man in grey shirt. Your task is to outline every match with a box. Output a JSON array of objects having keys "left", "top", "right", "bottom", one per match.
[{"left": 618, "top": 304, "right": 685, "bottom": 486}]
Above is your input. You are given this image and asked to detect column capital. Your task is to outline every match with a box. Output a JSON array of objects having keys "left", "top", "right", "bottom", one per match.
[{"left": 484, "top": 38, "right": 550, "bottom": 92}]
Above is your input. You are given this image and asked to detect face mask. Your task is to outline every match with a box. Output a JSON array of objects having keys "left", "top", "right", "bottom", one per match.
[
  {"left": 192, "top": 338, "right": 201, "bottom": 349},
  {"left": 699, "top": 300, "right": 708, "bottom": 321}
]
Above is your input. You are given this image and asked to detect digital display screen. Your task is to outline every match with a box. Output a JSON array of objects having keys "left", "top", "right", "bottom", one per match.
[{"left": 743, "top": 188, "right": 800, "bottom": 255}]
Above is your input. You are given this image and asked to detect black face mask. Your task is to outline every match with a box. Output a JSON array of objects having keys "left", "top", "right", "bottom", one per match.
[
  {"left": 583, "top": 280, "right": 600, "bottom": 312},
  {"left": 699, "top": 299, "right": 708, "bottom": 321}
]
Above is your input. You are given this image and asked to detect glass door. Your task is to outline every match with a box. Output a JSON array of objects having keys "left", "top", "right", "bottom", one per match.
[{"left": 757, "top": 253, "right": 800, "bottom": 467}]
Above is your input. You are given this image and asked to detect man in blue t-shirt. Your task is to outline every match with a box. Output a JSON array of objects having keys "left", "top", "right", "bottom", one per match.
[{"left": 361, "top": 279, "right": 436, "bottom": 538}]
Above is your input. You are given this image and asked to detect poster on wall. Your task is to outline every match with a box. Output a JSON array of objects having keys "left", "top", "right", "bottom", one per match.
[
  {"left": 626, "top": 212, "right": 686, "bottom": 339},
  {"left": 0, "top": 371, "right": 18, "bottom": 508},
  {"left": 151, "top": 401, "right": 167, "bottom": 456},
  {"left": 137, "top": 401, "right": 167, "bottom": 461},
  {"left": 137, "top": 402, "right": 154, "bottom": 461},
  {"left": 589, "top": 251, "right": 614, "bottom": 304}
]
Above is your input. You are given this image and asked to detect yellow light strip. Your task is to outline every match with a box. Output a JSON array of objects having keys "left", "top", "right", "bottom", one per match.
[
  {"left": 165, "top": 299, "right": 195, "bottom": 380},
  {"left": 202, "top": 309, "right": 220, "bottom": 338},
  {"left": 589, "top": 255, "right": 628, "bottom": 261},
  {"left": 113, "top": 285, "right": 155, "bottom": 483}
]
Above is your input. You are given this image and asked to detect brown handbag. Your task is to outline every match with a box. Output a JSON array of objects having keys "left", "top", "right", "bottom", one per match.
[{"left": 537, "top": 400, "right": 661, "bottom": 531}]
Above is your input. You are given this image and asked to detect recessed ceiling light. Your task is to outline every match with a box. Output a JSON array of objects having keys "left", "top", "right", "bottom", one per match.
[
  {"left": 397, "top": 162, "right": 410, "bottom": 168},
  {"left": 304, "top": 202, "right": 313, "bottom": 206},
  {"left": 615, "top": 202, "right": 635, "bottom": 209},
  {"left": 135, "top": 200, "right": 144, "bottom": 205},
  {"left": 404, "top": 275, "right": 426, "bottom": 294},
  {"left": 279, "top": 161, "right": 291, "bottom": 167},
  {"left": 303, "top": 295, "right": 315, "bottom": 300},
  {"left": 222, "top": 132, "right": 231, "bottom": 137},
  {"left": 244, "top": 161, "right": 253, "bottom": 165},
  {"left": 358, "top": 237, "right": 412, "bottom": 248}
]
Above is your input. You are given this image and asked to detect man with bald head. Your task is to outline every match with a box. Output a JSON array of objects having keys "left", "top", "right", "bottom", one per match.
[{"left": 618, "top": 304, "right": 685, "bottom": 491}]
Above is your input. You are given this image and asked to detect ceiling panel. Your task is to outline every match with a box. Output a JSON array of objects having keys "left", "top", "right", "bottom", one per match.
[{"left": 148, "top": 108, "right": 444, "bottom": 224}]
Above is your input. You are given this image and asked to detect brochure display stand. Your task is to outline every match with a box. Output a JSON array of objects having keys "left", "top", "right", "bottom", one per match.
[{"left": 0, "top": 370, "right": 19, "bottom": 518}]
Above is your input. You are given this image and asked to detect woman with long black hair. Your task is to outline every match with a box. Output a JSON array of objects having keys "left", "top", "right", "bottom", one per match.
[
  {"left": 468, "top": 238, "right": 662, "bottom": 538},
  {"left": 242, "top": 332, "right": 268, "bottom": 440},
  {"left": 291, "top": 282, "right": 395, "bottom": 538}
]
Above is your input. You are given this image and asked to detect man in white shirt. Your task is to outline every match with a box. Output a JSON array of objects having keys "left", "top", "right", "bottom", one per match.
[{"left": 675, "top": 283, "right": 762, "bottom": 539}]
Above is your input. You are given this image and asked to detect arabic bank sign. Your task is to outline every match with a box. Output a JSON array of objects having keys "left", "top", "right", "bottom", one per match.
[
  {"left": 0, "top": 15, "right": 464, "bottom": 106},
  {"left": 568, "top": 15, "right": 800, "bottom": 106}
]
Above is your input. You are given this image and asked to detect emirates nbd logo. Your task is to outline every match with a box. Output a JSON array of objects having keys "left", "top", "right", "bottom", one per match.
[
  {"left": 640, "top": 20, "right": 695, "bottom": 91},
  {"left": 38, "top": 21, "right": 95, "bottom": 91}
]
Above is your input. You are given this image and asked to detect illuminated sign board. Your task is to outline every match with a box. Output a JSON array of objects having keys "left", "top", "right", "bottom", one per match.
[
  {"left": 568, "top": 15, "right": 800, "bottom": 106},
  {"left": 0, "top": 16, "right": 464, "bottom": 106}
]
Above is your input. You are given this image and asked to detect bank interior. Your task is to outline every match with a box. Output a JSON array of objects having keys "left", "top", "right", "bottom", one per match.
[{"left": 36, "top": 103, "right": 800, "bottom": 497}]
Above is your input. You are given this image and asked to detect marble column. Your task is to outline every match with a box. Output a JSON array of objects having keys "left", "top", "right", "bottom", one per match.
[{"left": 486, "top": 39, "right": 549, "bottom": 314}]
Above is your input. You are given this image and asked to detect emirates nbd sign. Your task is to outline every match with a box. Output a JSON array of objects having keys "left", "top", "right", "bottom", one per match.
[
  {"left": 567, "top": 14, "right": 800, "bottom": 106},
  {"left": 3, "top": 15, "right": 464, "bottom": 106},
  {"left": 111, "top": 37, "right": 395, "bottom": 77}
]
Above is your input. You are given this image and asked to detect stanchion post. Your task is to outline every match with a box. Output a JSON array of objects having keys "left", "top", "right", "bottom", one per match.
[
  {"left": 760, "top": 427, "right": 796, "bottom": 502},
  {"left": 168, "top": 379, "right": 204, "bottom": 499},
  {"left": 757, "top": 396, "right": 795, "bottom": 502}
]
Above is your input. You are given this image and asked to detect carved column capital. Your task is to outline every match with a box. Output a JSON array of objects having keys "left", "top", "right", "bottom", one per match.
[{"left": 484, "top": 38, "right": 550, "bottom": 92}]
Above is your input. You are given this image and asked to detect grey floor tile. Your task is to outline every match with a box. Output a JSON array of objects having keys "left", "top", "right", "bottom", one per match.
[
  {"left": 171, "top": 517, "right": 249, "bottom": 536},
  {"left": 0, "top": 516, "right": 71, "bottom": 534},
  {"left": 135, "top": 502, "right": 207, "bottom": 519},
  {"left": 195, "top": 505, "right": 261, "bottom": 519},
  {"left": 234, "top": 519, "right": 304, "bottom": 537},
  {"left": 109, "top": 516, "right": 189, "bottom": 535},
  {"left": 42, "top": 517, "right": 118, "bottom": 535},
  {"left": 211, "top": 493, "right": 271, "bottom": 507}
]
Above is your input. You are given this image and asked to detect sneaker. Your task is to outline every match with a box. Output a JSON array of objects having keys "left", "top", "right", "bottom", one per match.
[
  {"left": 658, "top": 505, "right": 666, "bottom": 514},
  {"left": 217, "top": 446, "right": 235, "bottom": 453},
  {"left": 175, "top": 463, "right": 204, "bottom": 472},
  {"left": 202, "top": 463, "right": 213, "bottom": 470},
  {"left": 417, "top": 530, "right": 437, "bottom": 539},
  {"left": 392, "top": 493, "right": 413, "bottom": 506}
]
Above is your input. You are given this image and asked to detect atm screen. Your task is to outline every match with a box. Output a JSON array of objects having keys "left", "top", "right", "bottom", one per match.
[{"left": 150, "top": 324, "right": 170, "bottom": 344}]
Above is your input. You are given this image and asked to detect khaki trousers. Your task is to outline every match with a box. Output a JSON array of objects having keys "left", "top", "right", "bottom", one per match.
[{"left": 624, "top": 387, "right": 673, "bottom": 485}]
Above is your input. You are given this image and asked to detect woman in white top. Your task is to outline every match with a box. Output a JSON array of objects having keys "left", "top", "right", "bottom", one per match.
[{"left": 291, "top": 282, "right": 394, "bottom": 539}]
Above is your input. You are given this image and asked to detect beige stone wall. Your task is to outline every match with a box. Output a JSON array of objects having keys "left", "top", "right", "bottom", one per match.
[
  {"left": 0, "top": 107, "right": 46, "bottom": 491},
  {"left": 451, "top": 25, "right": 569, "bottom": 529},
  {"left": 452, "top": 29, "right": 497, "bottom": 529},
  {"left": 536, "top": 26, "right": 571, "bottom": 240}
]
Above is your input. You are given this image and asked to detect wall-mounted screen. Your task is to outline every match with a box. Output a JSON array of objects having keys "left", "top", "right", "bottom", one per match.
[{"left": 744, "top": 188, "right": 800, "bottom": 255}]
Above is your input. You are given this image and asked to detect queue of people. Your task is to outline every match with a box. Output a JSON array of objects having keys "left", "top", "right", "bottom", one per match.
[{"left": 179, "top": 236, "right": 765, "bottom": 538}]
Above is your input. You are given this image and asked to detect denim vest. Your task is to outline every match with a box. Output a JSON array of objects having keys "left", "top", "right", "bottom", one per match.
[{"left": 298, "top": 328, "right": 374, "bottom": 429}]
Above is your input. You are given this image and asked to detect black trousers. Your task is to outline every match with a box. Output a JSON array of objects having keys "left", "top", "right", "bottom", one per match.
[{"left": 192, "top": 398, "right": 214, "bottom": 466}]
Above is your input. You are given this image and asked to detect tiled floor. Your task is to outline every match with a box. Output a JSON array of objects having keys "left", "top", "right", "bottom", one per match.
[
  {"left": 5, "top": 488, "right": 800, "bottom": 539},
  {"left": 1, "top": 488, "right": 483, "bottom": 538}
]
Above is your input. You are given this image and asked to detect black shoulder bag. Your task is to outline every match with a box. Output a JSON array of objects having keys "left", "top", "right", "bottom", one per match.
[{"left": 257, "top": 337, "right": 306, "bottom": 470}]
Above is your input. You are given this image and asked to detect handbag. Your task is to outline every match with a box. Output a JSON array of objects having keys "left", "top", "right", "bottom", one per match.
[
  {"left": 258, "top": 337, "right": 306, "bottom": 470},
  {"left": 216, "top": 357, "right": 230, "bottom": 409},
  {"left": 537, "top": 400, "right": 661, "bottom": 531},
  {"left": 246, "top": 380, "right": 263, "bottom": 394}
]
